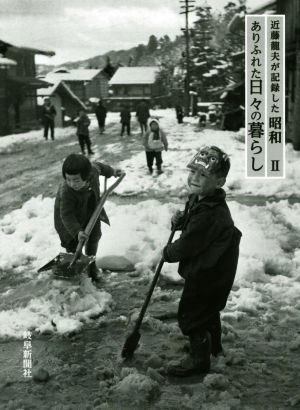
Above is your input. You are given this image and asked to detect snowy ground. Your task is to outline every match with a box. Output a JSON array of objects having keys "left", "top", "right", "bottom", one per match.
[{"left": 0, "top": 110, "right": 299, "bottom": 409}]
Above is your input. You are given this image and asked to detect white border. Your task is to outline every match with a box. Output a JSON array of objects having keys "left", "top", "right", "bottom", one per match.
[{"left": 245, "top": 14, "right": 286, "bottom": 179}]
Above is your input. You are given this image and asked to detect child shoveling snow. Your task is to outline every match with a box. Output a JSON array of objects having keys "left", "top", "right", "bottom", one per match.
[
  {"left": 162, "top": 146, "right": 242, "bottom": 377},
  {"left": 54, "top": 154, "right": 123, "bottom": 282}
]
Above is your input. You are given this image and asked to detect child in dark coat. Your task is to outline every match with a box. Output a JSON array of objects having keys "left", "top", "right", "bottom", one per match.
[
  {"left": 54, "top": 154, "right": 122, "bottom": 281},
  {"left": 143, "top": 119, "right": 168, "bottom": 175},
  {"left": 163, "top": 146, "right": 242, "bottom": 376},
  {"left": 76, "top": 110, "right": 93, "bottom": 155},
  {"left": 120, "top": 105, "right": 131, "bottom": 136}
]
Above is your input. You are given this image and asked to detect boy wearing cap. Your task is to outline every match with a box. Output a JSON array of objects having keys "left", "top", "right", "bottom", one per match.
[{"left": 163, "top": 146, "right": 242, "bottom": 377}]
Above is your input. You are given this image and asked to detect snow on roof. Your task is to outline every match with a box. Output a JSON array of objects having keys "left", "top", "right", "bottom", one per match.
[
  {"left": 37, "top": 81, "right": 86, "bottom": 108},
  {"left": 248, "top": 0, "right": 276, "bottom": 14},
  {"left": 0, "top": 55, "right": 17, "bottom": 66},
  {"left": 0, "top": 38, "right": 55, "bottom": 56},
  {"left": 43, "top": 69, "right": 102, "bottom": 83},
  {"left": 109, "top": 67, "right": 159, "bottom": 85}
]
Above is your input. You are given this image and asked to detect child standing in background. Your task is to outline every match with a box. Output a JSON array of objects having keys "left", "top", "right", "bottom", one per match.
[
  {"left": 120, "top": 105, "right": 131, "bottom": 136},
  {"left": 76, "top": 110, "right": 94, "bottom": 155},
  {"left": 143, "top": 119, "right": 168, "bottom": 175}
]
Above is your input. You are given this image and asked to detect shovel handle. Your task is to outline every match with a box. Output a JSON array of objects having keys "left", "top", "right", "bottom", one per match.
[
  {"left": 133, "top": 227, "right": 176, "bottom": 331},
  {"left": 69, "top": 173, "right": 125, "bottom": 267},
  {"left": 132, "top": 195, "right": 197, "bottom": 333}
]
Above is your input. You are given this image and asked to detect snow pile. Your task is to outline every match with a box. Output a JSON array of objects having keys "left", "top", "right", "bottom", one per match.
[
  {"left": 0, "top": 276, "right": 112, "bottom": 338},
  {"left": 111, "top": 371, "right": 160, "bottom": 405}
]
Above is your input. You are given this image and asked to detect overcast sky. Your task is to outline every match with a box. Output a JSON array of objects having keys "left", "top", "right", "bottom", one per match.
[{"left": 0, "top": 0, "right": 262, "bottom": 65}]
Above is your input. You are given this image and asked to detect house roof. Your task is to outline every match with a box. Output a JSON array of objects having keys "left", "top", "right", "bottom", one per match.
[
  {"left": 0, "top": 38, "right": 55, "bottom": 56},
  {"left": 8, "top": 76, "right": 52, "bottom": 89},
  {"left": 248, "top": 0, "right": 276, "bottom": 14},
  {"left": 37, "top": 80, "right": 86, "bottom": 108},
  {"left": 43, "top": 69, "right": 102, "bottom": 83},
  {"left": 109, "top": 66, "right": 159, "bottom": 85},
  {"left": 0, "top": 55, "right": 17, "bottom": 66}
]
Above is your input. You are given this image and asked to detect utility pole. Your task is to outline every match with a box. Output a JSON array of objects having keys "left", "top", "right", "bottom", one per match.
[{"left": 180, "top": 0, "right": 196, "bottom": 116}]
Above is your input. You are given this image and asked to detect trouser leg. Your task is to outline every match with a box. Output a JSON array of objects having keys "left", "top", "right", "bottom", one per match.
[
  {"left": 206, "top": 312, "right": 223, "bottom": 357},
  {"left": 50, "top": 120, "right": 55, "bottom": 140},
  {"left": 78, "top": 134, "right": 85, "bottom": 153},
  {"left": 121, "top": 124, "right": 125, "bottom": 136},
  {"left": 85, "top": 135, "right": 93, "bottom": 154},
  {"left": 44, "top": 121, "right": 49, "bottom": 139},
  {"left": 146, "top": 151, "right": 154, "bottom": 172},
  {"left": 155, "top": 151, "right": 163, "bottom": 170}
]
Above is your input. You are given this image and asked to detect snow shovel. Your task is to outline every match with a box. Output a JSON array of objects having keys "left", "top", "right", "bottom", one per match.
[
  {"left": 121, "top": 197, "right": 196, "bottom": 359},
  {"left": 38, "top": 173, "right": 125, "bottom": 279}
]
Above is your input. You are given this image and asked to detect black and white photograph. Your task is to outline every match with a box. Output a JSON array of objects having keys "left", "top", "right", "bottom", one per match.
[{"left": 0, "top": 0, "right": 299, "bottom": 409}]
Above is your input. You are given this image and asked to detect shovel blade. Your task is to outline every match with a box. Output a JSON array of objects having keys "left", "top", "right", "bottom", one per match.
[
  {"left": 121, "top": 330, "right": 141, "bottom": 359},
  {"left": 39, "top": 253, "right": 94, "bottom": 279}
]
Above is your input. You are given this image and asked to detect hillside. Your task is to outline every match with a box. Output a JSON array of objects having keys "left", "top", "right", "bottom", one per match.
[{"left": 37, "top": 35, "right": 185, "bottom": 75}]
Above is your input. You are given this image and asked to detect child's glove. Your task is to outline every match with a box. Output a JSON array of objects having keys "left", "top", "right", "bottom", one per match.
[
  {"left": 78, "top": 231, "right": 89, "bottom": 242},
  {"left": 114, "top": 169, "right": 123, "bottom": 177},
  {"left": 171, "top": 210, "right": 184, "bottom": 227}
]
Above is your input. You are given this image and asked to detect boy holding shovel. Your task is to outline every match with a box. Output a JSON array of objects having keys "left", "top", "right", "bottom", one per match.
[
  {"left": 163, "top": 146, "right": 242, "bottom": 376},
  {"left": 54, "top": 154, "right": 123, "bottom": 282}
]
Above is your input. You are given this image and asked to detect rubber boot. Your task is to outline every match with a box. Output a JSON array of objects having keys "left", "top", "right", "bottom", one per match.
[
  {"left": 87, "top": 261, "right": 101, "bottom": 283},
  {"left": 157, "top": 165, "right": 163, "bottom": 175},
  {"left": 167, "top": 331, "right": 211, "bottom": 377},
  {"left": 148, "top": 167, "right": 153, "bottom": 174}
]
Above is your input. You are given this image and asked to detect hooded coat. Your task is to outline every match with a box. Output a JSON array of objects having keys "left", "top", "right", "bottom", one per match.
[
  {"left": 163, "top": 190, "right": 242, "bottom": 335},
  {"left": 143, "top": 119, "right": 168, "bottom": 152},
  {"left": 54, "top": 162, "right": 114, "bottom": 247}
]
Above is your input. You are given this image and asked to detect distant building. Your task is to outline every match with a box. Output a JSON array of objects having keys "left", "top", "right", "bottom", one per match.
[
  {"left": 41, "top": 68, "right": 110, "bottom": 103},
  {"left": 107, "top": 66, "right": 160, "bottom": 110},
  {"left": 37, "top": 81, "right": 87, "bottom": 127},
  {"left": 0, "top": 38, "right": 54, "bottom": 136}
]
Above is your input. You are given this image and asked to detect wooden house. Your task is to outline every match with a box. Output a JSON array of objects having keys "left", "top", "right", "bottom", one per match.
[
  {"left": 0, "top": 38, "right": 54, "bottom": 136},
  {"left": 107, "top": 66, "right": 160, "bottom": 111},
  {"left": 37, "top": 81, "right": 87, "bottom": 127},
  {"left": 41, "top": 68, "right": 110, "bottom": 104}
]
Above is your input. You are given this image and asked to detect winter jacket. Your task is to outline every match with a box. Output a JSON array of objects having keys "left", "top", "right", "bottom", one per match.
[
  {"left": 76, "top": 114, "right": 91, "bottom": 136},
  {"left": 95, "top": 104, "right": 107, "bottom": 121},
  {"left": 54, "top": 162, "right": 114, "bottom": 247},
  {"left": 120, "top": 108, "right": 131, "bottom": 124},
  {"left": 163, "top": 190, "right": 242, "bottom": 335},
  {"left": 143, "top": 128, "right": 168, "bottom": 152},
  {"left": 136, "top": 102, "right": 150, "bottom": 122},
  {"left": 42, "top": 105, "right": 56, "bottom": 122}
]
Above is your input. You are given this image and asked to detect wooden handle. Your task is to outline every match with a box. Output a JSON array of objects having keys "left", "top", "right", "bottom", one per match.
[{"left": 69, "top": 173, "right": 126, "bottom": 267}]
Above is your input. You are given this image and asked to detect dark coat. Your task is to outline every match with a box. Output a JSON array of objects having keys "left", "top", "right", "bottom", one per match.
[
  {"left": 136, "top": 102, "right": 150, "bottom": 122},
  {"left": 120, "top": 108, "right": 131, "bottom": 124},
  {"left": 95, "top": 104, "right": 107, "bottom": 121},
  {"left": 54, "top": 162, "right": 114, "bottom": 247},
  {"left": 163, "top": 190, "right": 242, "bottom": 335},
  {"left": 42, "top": 104, "right": 56, "bottom": 122},
  {"left": 76, "top": 114, "right": 91, "bottom": 136}
]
